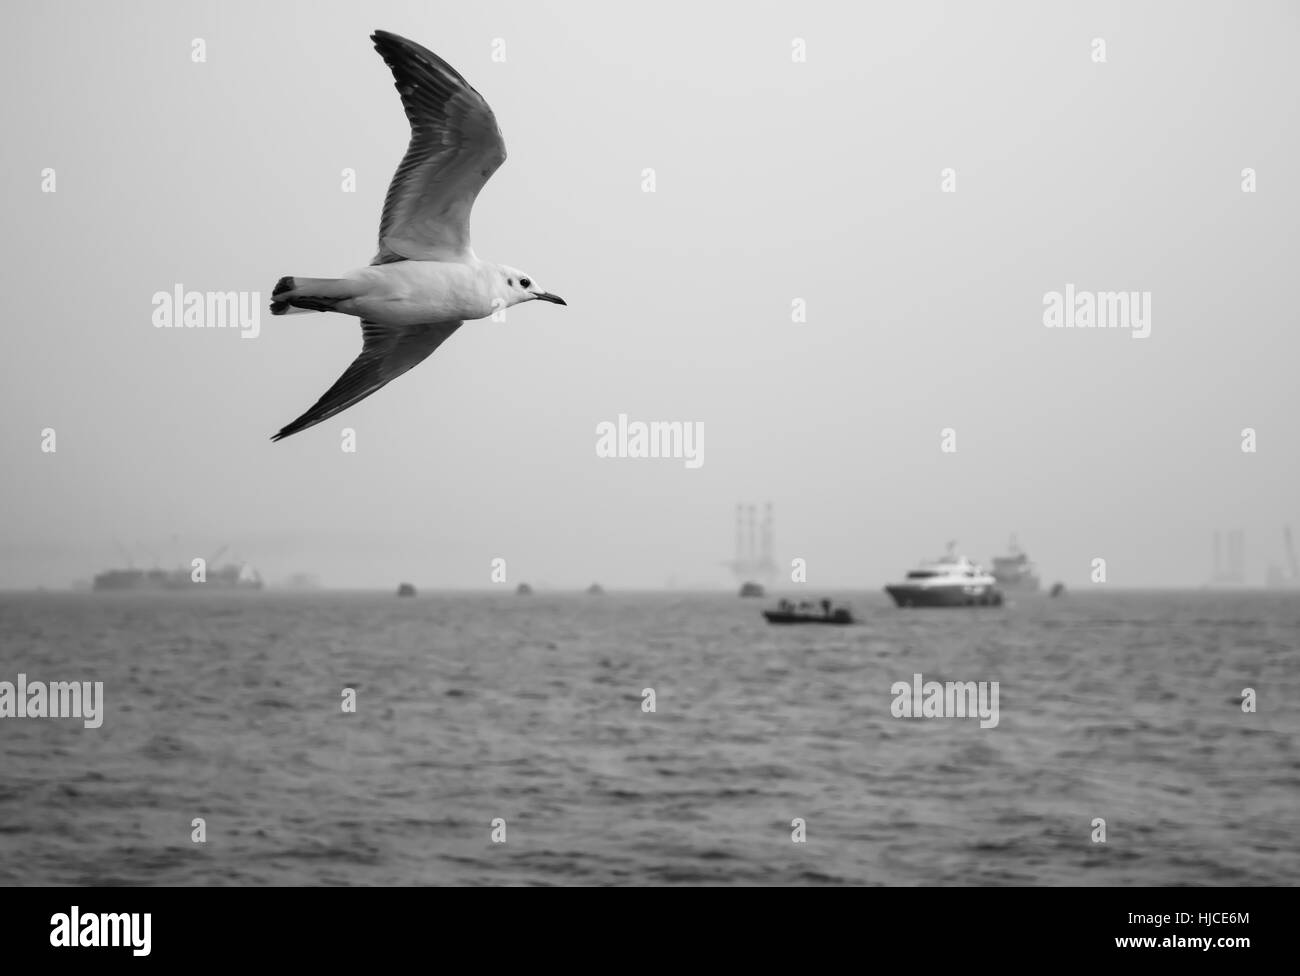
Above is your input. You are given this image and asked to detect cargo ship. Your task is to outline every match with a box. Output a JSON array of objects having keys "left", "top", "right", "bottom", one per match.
[
  {"left": 92, "top": 562, "right": 263, "bottom": 591},
  {"left": 991, "top": 536, "right": 1040, "bottom": 592}
]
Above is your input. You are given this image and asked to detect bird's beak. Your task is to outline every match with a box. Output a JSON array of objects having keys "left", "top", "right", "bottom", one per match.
[{"left": 534, "top": 291, "right": 567, "bottom": 306}]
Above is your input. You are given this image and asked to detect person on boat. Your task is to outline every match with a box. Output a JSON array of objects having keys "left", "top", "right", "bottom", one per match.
[{"left": 820, "top": 598, "right": 831, "bottom": 617}]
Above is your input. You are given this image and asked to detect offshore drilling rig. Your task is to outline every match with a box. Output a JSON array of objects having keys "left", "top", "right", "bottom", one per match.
[
  {"left": 724, "top": 503, "right": 776, "bottom": 595},
  {"left": 1209, "top": 529, "right": 1248, "bottom": 586},
  {"left": 1266, "top": 525, "right": 1300, "bottom": 588}
]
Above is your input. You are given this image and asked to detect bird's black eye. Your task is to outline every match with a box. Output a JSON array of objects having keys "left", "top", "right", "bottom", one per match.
[{"left": 520, "top": 277, "right": 531, "bottom": 289}]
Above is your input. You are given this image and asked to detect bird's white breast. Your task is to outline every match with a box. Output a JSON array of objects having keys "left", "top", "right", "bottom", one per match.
[{"left": 344, "top": 260, "right": 495, "bottom": 325}]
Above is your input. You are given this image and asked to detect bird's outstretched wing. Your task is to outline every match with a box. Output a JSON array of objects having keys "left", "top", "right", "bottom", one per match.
[
  {"left": 370, "top": 30, "right": 507, "bottom": 265},
  {"left": 271, "top": 320, "right": 462, "bottom": 441}
]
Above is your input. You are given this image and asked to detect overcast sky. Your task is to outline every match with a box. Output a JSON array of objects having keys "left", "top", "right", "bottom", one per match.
[{"left": 1, "top": 0, "right": 1296, "bottom": 589}]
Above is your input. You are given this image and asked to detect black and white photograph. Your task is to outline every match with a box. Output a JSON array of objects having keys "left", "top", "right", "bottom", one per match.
[{"left": 0, "top": 0, "right": 1294, "bottom": 953}]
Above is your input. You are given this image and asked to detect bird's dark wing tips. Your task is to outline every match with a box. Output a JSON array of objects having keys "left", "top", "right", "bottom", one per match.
[
  {"left": 369, "top": 30, "right": 474, "bottom": 89},
  {"left": 269, "top": 320, "right": 462, "bottom": 443}
]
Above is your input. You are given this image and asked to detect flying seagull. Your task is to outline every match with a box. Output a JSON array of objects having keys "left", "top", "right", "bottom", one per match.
[{"left": 269, "top": 30, "right": 566, "bottom": 441}]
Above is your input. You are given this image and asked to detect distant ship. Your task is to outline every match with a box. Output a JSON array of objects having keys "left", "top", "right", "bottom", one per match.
[
  {"left": 991, "top": 536, "right": 1040, "bottom": 591},
  {"left": 885, "top": 544, "right": 1003, "bottom": 608},
  {"left": 396, "top": 582, "right": 417, "bottom": 597},
  {"left": 92, "top": 562, "right": 263, "bottom": 592},
  {"left": 279, "top": 572, "right": 323, "bottom": 590},
  {"left": 738, "top": 581, "right": 765, "bottom": 598}
]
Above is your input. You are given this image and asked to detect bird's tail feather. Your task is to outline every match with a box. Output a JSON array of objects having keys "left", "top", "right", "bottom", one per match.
[{"left": 269, "top": 276, "right": 354, "bottom": 315}]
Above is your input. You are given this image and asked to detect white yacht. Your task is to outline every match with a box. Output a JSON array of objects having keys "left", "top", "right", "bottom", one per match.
[{"left": 884, "top": 543, "right": 1003, "bottom": 608}]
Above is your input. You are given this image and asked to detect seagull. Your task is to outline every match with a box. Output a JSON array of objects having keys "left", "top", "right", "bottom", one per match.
[{"left": 268, "top": 30, "right": 566, "bottom": 442}]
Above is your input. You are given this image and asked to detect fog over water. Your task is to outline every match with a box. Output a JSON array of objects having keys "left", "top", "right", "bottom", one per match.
[{"left": 1, "top": 0, "right": 1297, "bottom": 590}]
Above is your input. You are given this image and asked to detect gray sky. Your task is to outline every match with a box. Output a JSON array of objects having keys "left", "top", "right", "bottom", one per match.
[{"left": 1, "top": 0, "right": 1297, "bottom": 589}]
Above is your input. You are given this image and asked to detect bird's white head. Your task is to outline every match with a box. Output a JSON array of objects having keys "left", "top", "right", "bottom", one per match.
[{"left": 496, "top": 265, "right": 566, "bottom": 308}]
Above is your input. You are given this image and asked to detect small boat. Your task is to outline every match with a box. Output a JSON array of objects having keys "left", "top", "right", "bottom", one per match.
[
  {"left": 738, "top": 581, "right": 765, "bottom": 598},
  {"left": 885, "top": 543, "right": 1003, "bottom": 608},
  {"left": 1049, "top": 581, "right": 1066, "bottom": 597},
  {"left": 515, "top": 582, "right": 533, "bottom": 595},
  {"left": 586, "top": 583, "right": 605, "bottom": 595},
  {"left": 396, "top": 582, "right": 416, "bottom": 597},
  {"left": 763, "top": 599, "right": 855, "bottom": 625}
]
